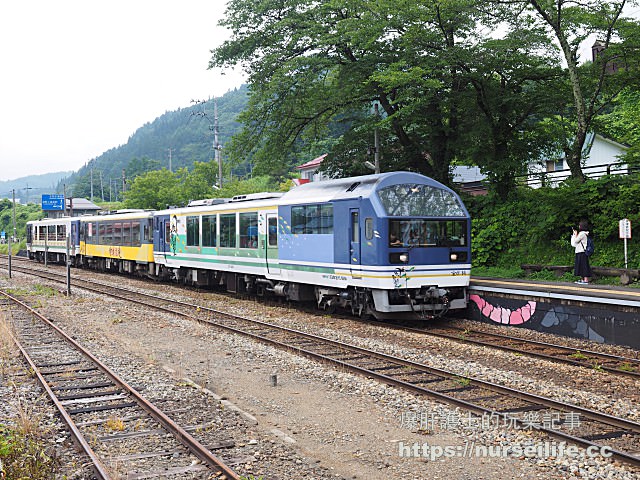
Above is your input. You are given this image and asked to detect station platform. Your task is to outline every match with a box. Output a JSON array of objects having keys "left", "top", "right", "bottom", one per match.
[{"left": 466, "top": 277, "right": 640, "bottom": 350}]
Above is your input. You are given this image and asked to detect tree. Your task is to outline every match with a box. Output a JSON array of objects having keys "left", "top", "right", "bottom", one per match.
[
  {"left": 210, "top": 0, "right": 488, "bottom": 184},
  {"left": 521, "top": 0, "right": 640, "bottom": 181},
  {"left": 123, "top": 169, "right": 183, "bottom": 210},
  {"left": 594, "top": 88, "right": 640, "bottom": 165},
  {"left": 460, "top": 26, "right": 566, "bottom": 197}
]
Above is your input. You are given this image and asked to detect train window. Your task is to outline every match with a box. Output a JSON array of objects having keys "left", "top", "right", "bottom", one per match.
[
  {"left": 240, "top": 212, "right": 258, "bottom": 249},
  {"left": 351, "top": 211, "right": 359, "bottom": 242},
  {"left": 122, "top": 222, "right": 131, "bottom": 246},
  {"left": 187, "top": 216, "right": 199, "bottom": 247},
  {"left": 48, "top": 225, "right": 55, "bottom": 241},
  {"left": 220, "top": 213, "right": 236, "bottom": 248},
  {"left": 98, "top": 223, "right": 106, "bottom": 243},
  {"left": 165, "top": 223, "right": 171, "bottom": 244},
  {"left": 378, "top": 184, "right": 465, "bottom": 217},
  {"left": 143, "top": 224, "right": 149, "bottom": 243},
  {"left": 202, "top": 215, "right": 216, "bottom": 247},
  {"left": 291, "top": 204, "right": 333, "bottom": 234},
  {"left": 365, "top": 218, "right": 373, "bottom": 240},
  {"left": 105, "top": 223, "right": 114, "bottom": 245},
  {"left": 113, "top": 222, "right": 122, "bottom": 245},
  {"left": 56, "top": 225, "right": 66, "bottom": 241},
  {"left": 388, "top": 219, "right": 467, "bottom": 247},
  {"left": 132, "top": 222, "right": 141, "bottom": 246},
  {"left": 268, "top": 217, "right": 278, "bottom": 246}
]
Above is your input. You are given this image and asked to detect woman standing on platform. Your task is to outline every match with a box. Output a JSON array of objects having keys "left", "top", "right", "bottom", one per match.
[{"left": 571, "top": 219, "right": 592, "bottom": 284}]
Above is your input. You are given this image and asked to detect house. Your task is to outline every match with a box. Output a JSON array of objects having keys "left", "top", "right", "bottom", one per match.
[
  {"left": 451, "top": 166, "right": 488, "bottom": 196},
  {"left": 295, "top": 154, "right": 329, "bottom": 183},
  {"left": 453, "top": 132, "right": 629, "bottom": 192},
  {"left": 47, "top": 198, "right": 102, "bottom": 219},
  {"left": 528, "top": 132, "right": 629, "bottom": 187}
]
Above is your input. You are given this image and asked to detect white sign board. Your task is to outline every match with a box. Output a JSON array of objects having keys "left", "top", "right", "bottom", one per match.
[{"left": 619, "top": 219, "right": 632, "bottom": 239}]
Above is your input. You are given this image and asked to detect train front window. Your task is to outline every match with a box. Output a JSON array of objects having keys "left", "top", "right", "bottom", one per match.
[
  {"left": 389, "top": 219, "right": 467, "bottom": 247},
  {"left": 378, "top": 184, "right": 465, "bottom": 217}
]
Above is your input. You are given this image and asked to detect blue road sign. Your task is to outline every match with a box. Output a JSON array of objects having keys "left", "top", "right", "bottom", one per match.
[
  {"left": 42, "top": 194, "right": 65, "bottom": 211},
  {"left": 1, "top": 231, "right": 5, "bottom": 239}
]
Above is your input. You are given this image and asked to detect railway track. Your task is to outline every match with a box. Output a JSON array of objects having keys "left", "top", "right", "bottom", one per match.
[
  {"left": 4, "top": 259, "right": 640, "bottom": 468},
  {"left": 5, "top": 255, "right": 640, "bottom": 378},
  {"left": 427, "top": 325, "right": 640, "bottom": 376},
  {"left": 0, "top": 289, "right": 240, "bottom": 480}
]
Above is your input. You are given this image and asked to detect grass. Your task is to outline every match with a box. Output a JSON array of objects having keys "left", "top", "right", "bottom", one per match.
[
  {"left": 568, "top": 351, "right": 588, "bottom": 360},
  {"left": 104, "top": 417, "right": 126, "bottom": 432},
  {"left": 619, "top": 362, "right": 635, "bottom": 372},
  {"left": 0, "top": 389, "right": 60, "bottom": 479},
  {"left": 453, "top": 374, "right": 471, "bottom": 387}
]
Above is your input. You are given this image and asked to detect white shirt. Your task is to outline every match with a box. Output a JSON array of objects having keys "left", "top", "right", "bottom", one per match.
[{"left": 571, "top": 230, "right": 589, "bottom": 253}]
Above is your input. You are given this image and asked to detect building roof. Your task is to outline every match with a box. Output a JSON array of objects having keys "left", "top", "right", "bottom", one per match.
[
  {"left": 296, "top": 154, "right": 327, "bottom": 170},
  {"left": 66, "top": 198, "right": 101, "bottom": 210}
]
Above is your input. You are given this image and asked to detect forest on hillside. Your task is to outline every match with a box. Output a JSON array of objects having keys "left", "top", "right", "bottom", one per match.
[{"left": 62, "top": 86, "right": 249, "bottom": 201}]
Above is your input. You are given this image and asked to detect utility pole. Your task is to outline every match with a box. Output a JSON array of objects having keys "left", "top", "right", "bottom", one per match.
[
  {"left": 100, "top": 171, "right": 104, "bottom": 201},
  {"left": 122, "top": 169, "right": 126, "bottom": 194},
  {"left": 191, "top": 97, "right": 223, "bottom": 189},
  {"left": 214, "top": 97, "right": 222, "bottom": 187},
  {"left": 373, "top": 103, "right": 380, "bottom": 174},
  {"left": 11, "top": 189, "right": 17, "bottom": 240},
  {"left": 90, "top": 168, "right": 94, "bottom": 201},
  {"left": 168, "top": 147, "right": 173, "bottom": 172}
]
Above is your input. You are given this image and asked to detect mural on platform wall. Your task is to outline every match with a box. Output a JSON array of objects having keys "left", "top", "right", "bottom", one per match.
[{"left": 467, "top": 294, "right": 640, "bottom": 350}]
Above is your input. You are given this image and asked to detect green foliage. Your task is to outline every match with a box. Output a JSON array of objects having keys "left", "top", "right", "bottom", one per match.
[
  {"left": 65, "top": 86, "right": 249, "bottom": 199},
  {"left": 470, "top": 175, "right": 640, "bottom": 270},
  {"left": 0, "top": 200, "right": 44, "bottom": 242},
  {"left": 123, "top": 164, "right": 280, "bottom": 209},
  {"left": 210, "top": 0, "right": 569, "bottom": 187},
  {"left": 0, "top": 423, "right": 60, "bottom": 479}
]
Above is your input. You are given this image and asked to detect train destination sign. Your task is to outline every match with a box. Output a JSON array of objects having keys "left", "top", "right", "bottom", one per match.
[{"left": 42, "top": 194, "right": 65, "bottom": 211}]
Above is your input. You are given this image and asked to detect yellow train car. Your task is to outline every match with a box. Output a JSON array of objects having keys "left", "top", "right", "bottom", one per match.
[{"left": 79, "top": 210, "right": 155, "bottom": 275}]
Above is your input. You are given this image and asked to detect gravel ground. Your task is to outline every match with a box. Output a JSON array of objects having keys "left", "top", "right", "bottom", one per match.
[{"left": 1, "top": 267, "right": 639, "bottom": 479}]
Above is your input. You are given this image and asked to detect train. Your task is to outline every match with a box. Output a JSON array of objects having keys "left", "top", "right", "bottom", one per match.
[{"left": 26, "top": 171, "right": 471, "bottom": 319}]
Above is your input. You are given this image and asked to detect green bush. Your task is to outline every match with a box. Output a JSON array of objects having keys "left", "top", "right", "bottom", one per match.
[
  {"left": 468, "top": 174, "right": 640, "bottom": 270},
  {"left": 0, "top": 424, "right": 59, "bottom": 479}
]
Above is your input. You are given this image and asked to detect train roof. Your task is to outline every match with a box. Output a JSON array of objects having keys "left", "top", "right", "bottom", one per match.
[{"left": 279, "top": 171, "right": 451, "bottom": 204}]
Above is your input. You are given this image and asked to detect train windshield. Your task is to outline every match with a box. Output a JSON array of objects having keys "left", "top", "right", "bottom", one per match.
[
  {"left": 389, "top": 219, "right": 467, "bottom": 247},
  {"left": 377, "top": 183, "right": 465, "bottom": 217}
]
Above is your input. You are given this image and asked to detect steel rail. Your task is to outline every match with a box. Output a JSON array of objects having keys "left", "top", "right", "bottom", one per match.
[
  {"left": 1, "top": 290, "right": 112, "bottom": 480},
  {"left": 0, "top": 289, "right": 241, "bottom": 480},
  {"left": 97, "top": 287, "right": 640, "bottom": 466},
  {"left": 356, "top": 318, "right": 640, "bottom": 378},
  {"left": 6, "top": 260, "right": 640, "bottom": 466}
]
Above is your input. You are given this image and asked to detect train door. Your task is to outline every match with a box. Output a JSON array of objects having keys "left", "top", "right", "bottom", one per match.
[
  {"left": 349, "top": 208, "right": 362, "bottom": 278},
  {"left": 266, "top": 214, "right": 280, "bottom": 275},
  {"left": 154, "top": 216, "right": 171, "bottom": 261}
]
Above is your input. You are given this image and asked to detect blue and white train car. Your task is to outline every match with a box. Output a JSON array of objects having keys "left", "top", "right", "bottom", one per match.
[
  {"left": 152, "top": 171, "right": 470, "bottom": 319},
  {"left": 26, "top": 217, "right": 81, "bottom": 265},
  {"left": 276, "top": 171, "right": 470, "bottom": 318}
]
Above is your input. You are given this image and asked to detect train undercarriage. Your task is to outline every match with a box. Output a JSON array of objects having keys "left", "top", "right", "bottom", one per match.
[{"left": 30, "top": 253, "right": 466, "bottom": 320}]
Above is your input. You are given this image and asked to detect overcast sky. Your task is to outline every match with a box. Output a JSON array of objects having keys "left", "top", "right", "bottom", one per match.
[{"left": 0, "top": 0, "right": 245, "bottom": 182}]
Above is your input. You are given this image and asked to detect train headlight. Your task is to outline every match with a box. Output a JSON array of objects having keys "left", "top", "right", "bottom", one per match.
[
  {"left": 399, "top": 253, "right": 409, "bottom": 263},
  {"left": 450, "top": 253, "right": 458, "bottom": 262}
]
